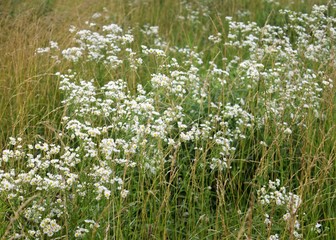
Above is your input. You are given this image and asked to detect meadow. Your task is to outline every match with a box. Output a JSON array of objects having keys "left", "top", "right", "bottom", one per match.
[{"left": 0, "top": 0, "right": 335, "bottom": 239}]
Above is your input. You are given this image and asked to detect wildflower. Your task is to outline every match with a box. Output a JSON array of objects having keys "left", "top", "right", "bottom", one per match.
[
  {"left": 121, "top": 189, "right": 129, "bottom": 199},
  {"left": 40, "top": 218, "right": 61, "bottom": 236},
  {"left": 92, "top": 12, "right": 102, "bottom": 19},
  {"left": 312, "top": 222, "right": 322, "bottom": 234},
  {"left": 75, "top": 227, "right": 89, "bottom": 238},
  {"left": 208, "top": 33, "right": 222, "bottom": 43},
  {"left": 284, "top": 128, "right": 292, "bottom": 135},
  {"left": 269, "top": 234, "right": 279, "bottom": 240}
]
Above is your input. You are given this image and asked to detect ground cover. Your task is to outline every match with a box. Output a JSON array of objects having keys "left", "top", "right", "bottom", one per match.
[{"left": 0, "top": 0, "right": 335, "bottom": 239}]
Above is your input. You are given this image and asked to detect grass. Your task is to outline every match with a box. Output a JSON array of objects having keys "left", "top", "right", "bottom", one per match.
[{"left": 0, "top": 0, "right": 335, "bottom": 239}]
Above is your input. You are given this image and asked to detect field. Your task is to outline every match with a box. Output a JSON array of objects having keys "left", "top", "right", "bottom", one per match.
[{"left": 0, "top": 0, "right": 335, "bottom": 239}]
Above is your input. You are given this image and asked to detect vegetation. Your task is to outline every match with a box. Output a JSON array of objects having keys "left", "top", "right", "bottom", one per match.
[{"left": 0, "top": 0, "right": 335, "bottom": 239}]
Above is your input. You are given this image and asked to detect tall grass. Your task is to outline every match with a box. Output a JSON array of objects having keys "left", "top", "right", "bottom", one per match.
[{"left": 1, "top": 0, "right": 335, "bottom": 239}]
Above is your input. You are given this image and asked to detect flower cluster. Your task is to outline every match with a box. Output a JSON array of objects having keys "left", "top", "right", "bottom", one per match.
[
  {"left": 257, "top": 179, "right": 302, "bottom": 239},
  {"left": 40, "top": 218, "right": 62, "bottom": 237}
]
